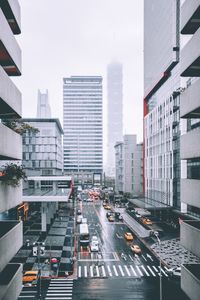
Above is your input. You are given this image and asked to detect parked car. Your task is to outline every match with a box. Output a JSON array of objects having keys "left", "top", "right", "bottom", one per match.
[
  {"left": 124, "top": 232, "right": 134, "bottom": 241},
  {"left": 23, "top": 270, "right": 38, "bottom": 286},
  {"left": 167, "top": 266, "right": 181, "bottom": 277},
  {"left": 130, "top": 244, "right": 141, "bottom": 254},
  {"left": 77, "top": 209, "right": 82, "bottom": 215},
  {"left": 76, "top": 215, "right": 82, "bottom": 224}
]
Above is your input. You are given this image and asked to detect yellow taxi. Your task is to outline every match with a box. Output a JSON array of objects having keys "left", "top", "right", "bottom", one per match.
[
  {"left": 141, "top": 217, "right": 152, "bottom": 225},
  {"left": 130, "top": 244, "right": 141, "bottom": 254},
  {"left": 22, "top": 270, "right": 38, "bottom": 286},
  {"left": 124, "top": 232, "right": 134, "bottom": 241},
  {"left": 104, "top": 205, "right": 111, "bottom": 210}
]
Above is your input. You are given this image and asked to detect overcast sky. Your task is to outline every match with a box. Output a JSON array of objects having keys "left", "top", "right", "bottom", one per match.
[{"left": 15, "top": 0, "right": 144, "bottom": 143}]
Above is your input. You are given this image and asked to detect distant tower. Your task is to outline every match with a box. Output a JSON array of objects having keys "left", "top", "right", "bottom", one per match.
[
  {"left": 107, "top": 62, "right": 123, "bottom": 177},
  {"left": 37, "top": 89, "right": 51, "bottom": 118}
]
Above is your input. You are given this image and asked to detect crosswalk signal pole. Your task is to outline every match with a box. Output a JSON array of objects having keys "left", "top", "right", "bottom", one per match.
[{"left": 153, "top": 231, "right": 162, "bottom": 300}]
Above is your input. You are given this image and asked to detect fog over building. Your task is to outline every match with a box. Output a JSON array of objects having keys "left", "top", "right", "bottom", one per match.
[
  {"left": 106, "top": 62, "right": 123, "bottom": 178},
  {"left": 37, "top": 89, "right": 51, "bottom": 118}
]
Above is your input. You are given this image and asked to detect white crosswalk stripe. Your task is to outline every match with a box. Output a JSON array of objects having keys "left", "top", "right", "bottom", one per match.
[
  {"left": 118, "top": 265, "right": 125, "bottom": 276},
  {"left": 147, "top": 265, "right": 156, "bottom": 277},
  {"left": 45, "top": 279, "right": 73, "bottom": 300},
  {"left": 124, "top": 265, "right": 131, "bottom": 276},
  {"left": 141, "top": 265, "right": 150, "bottom": 276},
  {"left": 129, "top": 254, "right": 134, "bottom": 261},
  {"left": 78, "top": 264, "right": 170, "bottom": 278},
  {"left": 113, "top": 265, "right": 119, "bottom": 276}
]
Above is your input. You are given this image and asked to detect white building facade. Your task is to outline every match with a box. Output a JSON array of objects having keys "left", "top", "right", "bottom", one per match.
[
  {"left": 107, "top": 62, "right": 123, "bottom": 177},
  {"left": 144, "top": 0, "right": 181, "bottom": 208},
  {"left": 37, "top": 89, "right": 51, "bottom": 118},
  {"left": 115, "top": 135, "right": 143, "bottom": 196},
  {"left": 63, "top": 76, "right": 103, "bottom": 185}
]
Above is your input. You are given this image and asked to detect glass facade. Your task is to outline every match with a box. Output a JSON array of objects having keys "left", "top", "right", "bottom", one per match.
[{"left": 63, "top": 76, "right": 103, "bottom": 174}]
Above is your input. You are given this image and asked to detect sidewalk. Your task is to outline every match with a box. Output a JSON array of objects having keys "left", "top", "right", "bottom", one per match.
[{"left": 12, "top": 202, "right": 77, "bottom": 279}]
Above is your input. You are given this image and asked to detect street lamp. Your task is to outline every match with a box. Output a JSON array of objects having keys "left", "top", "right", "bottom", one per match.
[{"left": 153, "top": 231, "right": 162, "bottom": 300}]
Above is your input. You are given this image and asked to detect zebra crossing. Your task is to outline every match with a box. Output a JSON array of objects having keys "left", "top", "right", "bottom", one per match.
[
  {"left": 78, "top": 264, "right": 169, "bottom": 279},
  {"left": 45, "top": 278, "right": 74, "bottom": 300}
]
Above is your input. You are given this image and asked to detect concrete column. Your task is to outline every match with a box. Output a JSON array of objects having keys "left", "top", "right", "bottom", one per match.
[
  {"left": 41, "top": 202, "right": 47, "bottom": 232},
  {"left": 46, "top": 203, "right": 51, "bottom": 225}
]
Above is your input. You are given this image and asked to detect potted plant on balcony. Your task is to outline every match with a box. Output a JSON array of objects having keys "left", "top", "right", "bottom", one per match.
[
  {"left": 0, "top": 163, "right": 27, "bottom": 187},
  {"left": 2, "top": 119, "right": 39, "bottom": 135}
]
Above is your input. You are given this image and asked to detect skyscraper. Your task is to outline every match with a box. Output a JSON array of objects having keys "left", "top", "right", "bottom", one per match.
[
  {"left": 63, "top": 76, "right": 103, "bottom": 185},
  {"left": 107, "top": 62, "right": 123, "bottom": 178},
  {"left": 37, "top": 89, "right": 51, "bottom": 118}
]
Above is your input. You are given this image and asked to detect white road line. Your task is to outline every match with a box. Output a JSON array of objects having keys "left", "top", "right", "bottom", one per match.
[
  {"left": 142, "top": 255, "right": 147, "bottom": 261},
  {"left": 130, "top": 265, "right": 137, "bottom": 276},
  {"left": 46, "top": 293, "right": 72, "bottom": 296},
  {"left": 78, "top": 265, "right": 81, "bottom": 277},
  {"left": 153, "top": 266, "right": 159, "bottom": 272},
  {"left": 101, "top": 265, "right": 106, "bottom": 277},
  {"left": 141, "top": 265, "right": 150, "bottom": 276},
  {"left": 124, "top": 265, "right": 131, "bottom": 276},
  {"left": 129, "top": 254, "right": 134, "bottom": 261},
  {"left": 107, "top": 265, "right": 113, "bottom": 276},
  {"left": 113, "top": 265, "right": 119, "bottom": 276},
  {"left": 159, "top": 266, "right": 168, "bottom": 277},
  {"left": 49, "top": 285, "right": 73, "bottom": 287},
  {"left": 84, "top": 265, "right": 87, "bottom": 277},
  {"left": 45, "top": 298, "right": 72, "bottom": 300},
  {"left": 90, "top": 265, "right": 94, "bottom": 277},
  {"left": 147, "top": 265, "right": 156, "bottom": 277},
  {"left": 118, "top": 265, "right": 125, "bottom": 276},
  {"left": 96, "top": 265, "right": 100, "bottom": 277},
  {"left": 136, "top": 265, "right": 143, "bottom": 276}
]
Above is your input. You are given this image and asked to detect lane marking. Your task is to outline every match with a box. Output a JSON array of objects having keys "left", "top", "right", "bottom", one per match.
[
  {"left": 141, "top": 265, "right": 150, "bottom": 276},
  {"left": 90, "top": 265, "right": 93, "bottom": 277},
  {"left": 113, "top": 265, "right": 119, "bottom": 276},
  {"left": 142, "top": 255, "right": 147, "bottom": 261},
  {"left": 101, "top": 265, "right": 106, "bottom": 277},
  {"left": 159, "top": 266, "right": 168, "bottom": 277},
  {"left": 84, "top": 265, "right": 87, "bottom": 277},
  {"left": 124, "top": 265, "right": 131, "bottom": 276},
  {"left": 136, "top": 265, "right": 143, "bottom": 276},
  {"left": 147, "top": 265, "right": 156, "bottom": 277},
  {"left": 96, "top": 265, "right": 100, "bottom": 277},
  {"left": 130, "top": 265, "right": 137, "bottom": 276},
  {"left": 78, "top": 266, "right": 81, "bottom": 277},
  {"left": 107, "top": 265, "right": 113, "bottom": 276},
  {"left": 153, "top": 266, "right": 159, "bottom": 272},
  {"left": 118, "top": 265, "right": 125, "bottom": 276},
  {"left": 129, "top": 254, "right": 134, "bottom": 261}
]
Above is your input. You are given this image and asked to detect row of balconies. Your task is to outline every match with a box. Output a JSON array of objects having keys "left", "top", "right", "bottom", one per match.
[{"left": 0, "top": 2, "right": 22, "bottom": 299}]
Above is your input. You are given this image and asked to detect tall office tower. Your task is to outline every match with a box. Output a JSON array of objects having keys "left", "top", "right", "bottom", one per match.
[
  {"left": 63, "top": 76, "right": 103, "bottom": 186},
  {"left": 107, "top": 62, "right": 123, "bottom": 178},
  {"left": 115, "top": 135, "right": 143, "bottom": 196},
  {"left": 0, "top": 1, "right": 23, "bottom": 298},
  {"left": 144, "top": 0, "right": 181, "bottom": 208},
  {"left": 179, "top": 1, "right": 200, "bottom": 298},
  {"left": 22, "top": 118, "right": 63, "bottom": 177},
  {"left": 37, "top": 89, "right": 51, "bottom": 118}
]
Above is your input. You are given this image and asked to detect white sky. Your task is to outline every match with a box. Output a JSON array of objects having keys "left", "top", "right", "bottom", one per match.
[{"left": 15, "top": 0, "right": 144, "bottom": 143}]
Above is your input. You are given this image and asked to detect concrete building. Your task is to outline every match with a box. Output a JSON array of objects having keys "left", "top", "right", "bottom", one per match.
[
  {"left": 144, "top": 0, "right": 181, "bottom": 208},
  {"left": 106, "top": 62, "right": 123, "bottom": 178},
  {"left": 0, "top": 1, "right": 23, "bottom": 298},
  {"left": 37, "top": 89, "right": 51, "bottom": 118},
  {"left": 115, "top": 135, "right": 143, "bottom": 196},
  {"left": 179, "top": 1, "right": 200, "bottom": 299},
  {"left": 21, "top": 118, "right": 63, "bottom": 177},
  {"left": 63, "top": 76, "right": 103, "bottom": 186}
]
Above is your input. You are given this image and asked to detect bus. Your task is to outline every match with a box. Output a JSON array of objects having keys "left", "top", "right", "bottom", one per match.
[{"left": 79, "top": 223, "right": 90, "bottom": 246}]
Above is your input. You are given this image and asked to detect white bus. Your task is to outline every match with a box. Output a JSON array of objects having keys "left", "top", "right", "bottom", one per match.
[{"left": 79, "top": 223, "right": 89, "bottom": 246}]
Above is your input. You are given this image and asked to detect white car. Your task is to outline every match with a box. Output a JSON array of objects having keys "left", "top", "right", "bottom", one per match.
[
  {"left": 91, "top": 236, "right": 98, "bottom": 242},
  {"left": 168, "top": 266, "right": 181, "bottom": 277},
  {"left": 90, "top": 241, "right": 99, "bottom": 252}
]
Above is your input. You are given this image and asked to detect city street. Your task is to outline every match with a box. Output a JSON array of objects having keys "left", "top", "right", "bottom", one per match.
[{"left": 17, "top": 199, "right": 190, "bottom": 299}]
